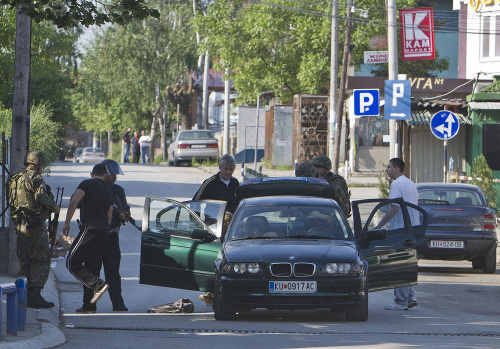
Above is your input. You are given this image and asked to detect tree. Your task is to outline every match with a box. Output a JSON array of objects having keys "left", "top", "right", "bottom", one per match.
[
  {"left": 73, "top": 0, "right": 199, "bottom": 142},
  {"left": 471, "top": 154, "right": 498, "bottom": 208},
  {"left": 197, "top": 0, "right": 419, "bottom": 104},
  {"left": 1, "top": 0, "right": 159, "bottom": 28}
]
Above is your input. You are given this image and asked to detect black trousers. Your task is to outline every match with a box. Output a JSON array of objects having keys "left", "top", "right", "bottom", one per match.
[
  {"left": 66, "top": 228, "right": 108, "bottom": 308},
  {"left": 102, "top": 231, "right": 125, "bottom": 307}
]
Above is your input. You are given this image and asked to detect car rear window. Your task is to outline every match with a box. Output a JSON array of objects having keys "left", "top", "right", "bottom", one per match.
[
  {"left": 179, "top": 131, "right": 213, "bottom": 140},
  {"left": 418, "top": 189, "right": 484, "bottom": 206}
]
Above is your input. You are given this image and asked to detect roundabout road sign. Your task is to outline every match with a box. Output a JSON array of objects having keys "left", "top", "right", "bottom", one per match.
[{"left": 430, "top": 110, "right": 460, "bottom": 140}]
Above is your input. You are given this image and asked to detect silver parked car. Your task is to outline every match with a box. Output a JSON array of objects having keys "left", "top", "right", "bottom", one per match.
[
  {"left": 168, "top": 130, "right": 219, "bottom": 166},
  {"left": 416, "top": 183, "right": 498, "bottom": 273},
  {"left": 79, "top": 147, "right": 106, "bottom": 163}
]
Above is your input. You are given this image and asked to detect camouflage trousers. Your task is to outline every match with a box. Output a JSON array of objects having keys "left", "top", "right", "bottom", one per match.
[{"left": 16, "top": 223, "right": 50, "bottom": 289}]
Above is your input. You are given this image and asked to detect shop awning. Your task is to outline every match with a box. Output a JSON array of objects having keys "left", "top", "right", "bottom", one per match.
[
  {"left": 468, "top": 102, "right": 500, "bottom": 110},
  {"left": 408, "top": 110, "right": 473, "bottom": 126}
]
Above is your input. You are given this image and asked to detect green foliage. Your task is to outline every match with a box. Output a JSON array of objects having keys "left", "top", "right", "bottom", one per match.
[
  {"left": 0, "top": 7, "right": 79, "bottom": 129},
  {"left": 0, "top": 102, "right": 62, "bottom": 170},
  {"left": 1, "top": 0, "right": 159, "bottom": 29},
  {"left": 199, "top": 158, "right": 220, "bottom": 167},
  {"left": 470, "top": 154, "right": 498, "bottom": 208},
  {"left": 73, "top": 0, "right": 198, "bottom": 133},
  {"left": 261, "top": 157, "right": 292, "bottom": 171},
  {"left": 154, "top": 154, "right": 163, "bottom": 165},
  {"left": 197, "top": 0, "right": 418, "bottom": 104},
  {"left": 377, "top": 162, "right": 392, "bottom": 199}
]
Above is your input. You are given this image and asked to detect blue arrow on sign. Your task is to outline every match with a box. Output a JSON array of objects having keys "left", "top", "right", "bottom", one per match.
[{"left": 430, "top": 110, "right": 460, "bottom": 140}]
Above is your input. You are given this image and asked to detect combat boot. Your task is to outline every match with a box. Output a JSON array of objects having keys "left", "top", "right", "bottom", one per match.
[{"left": 27, "top": 287, "right": 54, "bottom": 309}]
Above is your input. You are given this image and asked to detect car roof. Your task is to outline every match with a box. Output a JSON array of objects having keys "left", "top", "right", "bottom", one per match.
[
  {"left": 239, "top": 195, "right": 337, "bottom": 207},
  {"left": 237, "top": 177, "right": 335, "bottom": 201},
  {"left": 416, "top": 182, "right": 481, "bottom": 191}
]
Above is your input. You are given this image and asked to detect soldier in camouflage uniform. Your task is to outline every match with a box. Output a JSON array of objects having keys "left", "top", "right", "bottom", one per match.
[
  {"left": 312, "top": 155, "right": 351, "bottom": 217},
  {"left": 14, "top": 151, "right": 60, "bottom": 308}
]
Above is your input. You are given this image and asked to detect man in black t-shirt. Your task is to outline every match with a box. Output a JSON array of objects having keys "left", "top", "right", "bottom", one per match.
[{"left": 62, "top": 164, "right": 114, "bottom": 313}]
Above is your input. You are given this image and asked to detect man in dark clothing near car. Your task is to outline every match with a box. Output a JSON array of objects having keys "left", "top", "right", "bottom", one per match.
[
  {"left": 193, "top": 154, "right": 240, "bottom": 213},
  {"left": 312, "top": 155, "right": 351, "bottom": 217},
  {"left": 101, "top": 159, "right": 129, "bottom": 311},
  {"left": 62, "top": 164, "right": 114, "bottom": 313}
]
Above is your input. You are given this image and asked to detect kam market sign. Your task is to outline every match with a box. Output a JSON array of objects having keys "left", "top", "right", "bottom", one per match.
[{"left": 399, "top": 7, "right": 435, "bottom": 61}]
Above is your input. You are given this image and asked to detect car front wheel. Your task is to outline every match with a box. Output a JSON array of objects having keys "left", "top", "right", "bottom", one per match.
[
  {"left": 345, "top": 283, "right": 368, "bottom": 321},
  {"left": 482, "top": 250, "right": 496, "bottom": 274},
  {"left": 213, "top": 279, "right": 235, "bottom": 321}
]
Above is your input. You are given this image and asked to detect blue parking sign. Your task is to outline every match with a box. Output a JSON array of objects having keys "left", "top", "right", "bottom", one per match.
[
  {"left": 384, "top": 80, "right": 411, "bottom": 120},
  {"left": 353, "top": 89, "right": 379, "bottom": 117}
]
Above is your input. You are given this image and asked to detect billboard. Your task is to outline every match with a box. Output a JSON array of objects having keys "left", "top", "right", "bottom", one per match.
[{"left": 399, "top": 7, "right": 435, "bottom": 61}]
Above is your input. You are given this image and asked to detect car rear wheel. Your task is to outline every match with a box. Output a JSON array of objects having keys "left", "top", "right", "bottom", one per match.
[
  {"left": 173, "top": 157, "right": 180, "bottom": 167},
  {"left": 213, "top": 279, "right": 235, "bottom": 321},
  {"left": 482, "top": 250, "right": 496, "bottom": 274},
  {"left": 345, "top": 283, "right": 368, "bottom": 321}
]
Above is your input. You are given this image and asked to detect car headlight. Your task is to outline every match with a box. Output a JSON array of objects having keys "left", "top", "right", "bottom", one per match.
[
  {"left": 325, "top": 263, "right": 364, "bottom": 275},
  {"left": 221, "top": 263, "right": 262, "bottom": 274}
]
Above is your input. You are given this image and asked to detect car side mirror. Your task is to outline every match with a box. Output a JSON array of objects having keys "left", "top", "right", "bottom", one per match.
[
  {"left": 191, "top": 229, "right": 216, "bottom": 243},
  {"left": 366, "top": 229, "right": 387, "bottom": 241}
]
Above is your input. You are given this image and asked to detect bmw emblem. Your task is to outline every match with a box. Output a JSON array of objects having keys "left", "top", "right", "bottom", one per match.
[{"left": 289, "top": 256, "right": 296, "bottom": 260}]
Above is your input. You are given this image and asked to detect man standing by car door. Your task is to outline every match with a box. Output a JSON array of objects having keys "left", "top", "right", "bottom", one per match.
[
  {"left": 375, "top": 158, "right": 419, "bottom": 311},
  {"left": 101, "top": 159, "right": 130, "bottom": 311},
  {"left": 62, "top": 164, "right": 114, "bottom": 313}
]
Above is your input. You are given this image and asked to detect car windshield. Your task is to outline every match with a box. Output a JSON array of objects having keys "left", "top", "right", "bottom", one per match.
[
  {"left": 227, "top": 204, "right": 352, "bottom": 241},
  {"left": 418, "top": 188, "right": 485, "bottom": 206},
  {"left": 178, "top": 131, "right": 214, "bottom": 140},
  {"left": 83, "top": 147, "right": 103, "bottom": 153}
]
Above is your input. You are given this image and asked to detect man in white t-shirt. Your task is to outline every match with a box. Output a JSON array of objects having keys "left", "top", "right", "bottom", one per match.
[
  {"left": 375, "top": 158, "right": 418, "bottom": 311},
  {"left": 138, "top": 130, "right": 152, "bottom": 164}
]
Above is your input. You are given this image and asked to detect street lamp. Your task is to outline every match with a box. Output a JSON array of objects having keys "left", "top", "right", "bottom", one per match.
[{"left": 254, "top": 91, "right": 275, "bottom": 171}]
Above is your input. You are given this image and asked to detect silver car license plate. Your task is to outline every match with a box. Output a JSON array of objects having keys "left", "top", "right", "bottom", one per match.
[
  {"left": 430, "top": 240, "right": 464, "bottom": 248},
  {"left": 269, "top": 281, "right": 317, "bottom": 293}
]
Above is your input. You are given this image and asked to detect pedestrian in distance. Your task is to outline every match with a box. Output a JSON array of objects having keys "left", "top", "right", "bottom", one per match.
[
  {"left": 101, "top": 159, "right": 129, "bottom": 311},
  {"left": 7, "top": 151, "right": 60, "bottom": 308},
  {"left": 193, "top": 154, "right": 240, "bottom": 213},
  {"left": 312, "top": 155, "right": 351, "bottom": 217},
  {"left": 122, "top": 127, "right": 132, "bottom": 163},
  {"left": 375, "top": 158, "right": 419, "bottom": 311},
  {"left": 138, "top": 130, "right": 152, "bottom": 164},
  {"left": 62, "top": 164, "right": 114, "bottom": 313},
  {"left": 132, "top": 131, "right": 140, "bottom": 164}
]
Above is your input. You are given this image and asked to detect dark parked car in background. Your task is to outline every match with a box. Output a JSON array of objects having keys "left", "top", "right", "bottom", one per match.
[
  {"left": 168, "top": 130, "right": 219, "bottom": 166},
  {"left": 139, "top": 178, "right": 427, "bottom": 321},
  {"left": 417, "top": 183, "right": 497, "bottom": 273}
]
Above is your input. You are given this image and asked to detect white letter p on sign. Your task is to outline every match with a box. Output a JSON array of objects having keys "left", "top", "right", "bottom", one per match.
[
  {"left": 360, "top": 93, "right": 374, "bottom": 112},
  {"left": 393, "top": 83, "right": 404, "bottom": 106}
]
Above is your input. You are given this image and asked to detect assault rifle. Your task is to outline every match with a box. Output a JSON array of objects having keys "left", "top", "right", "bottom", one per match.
[
  {"left": 49, "top": 186, "right": 64, "bottom": 254},
  {"left": 113, "top": 203, "right": 141, "bottom": 231}
]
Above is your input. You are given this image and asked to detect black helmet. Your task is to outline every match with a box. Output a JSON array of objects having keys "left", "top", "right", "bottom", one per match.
[
  {"left": 24, "top": 150, "right": 45, "bottom": 166},
  {"left": 312, "top": 155, "right": 332, "bottom": 170},
  {"left": 101, "top": 159, "right": 124, "bottom": 175}
]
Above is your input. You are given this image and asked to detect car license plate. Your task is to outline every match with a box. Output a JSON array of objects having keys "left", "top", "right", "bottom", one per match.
[
  {"left": 269, "top": 281, "right": 317, "bottom": 293},
  {"left": 190, "top": 144, "right": 206, "bottom": 148},
  {"left": 430, "top": 240, "right": 464, "bottom": 248}
]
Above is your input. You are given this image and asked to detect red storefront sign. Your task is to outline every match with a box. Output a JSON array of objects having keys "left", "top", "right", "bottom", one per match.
[{"left": 399, "top": 7, "right": 435, "bottom": 61}]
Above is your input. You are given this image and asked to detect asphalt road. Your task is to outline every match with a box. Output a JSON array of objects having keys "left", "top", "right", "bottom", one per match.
[{"left": 46, "top": 162, "right": 500, "bottom": 349}]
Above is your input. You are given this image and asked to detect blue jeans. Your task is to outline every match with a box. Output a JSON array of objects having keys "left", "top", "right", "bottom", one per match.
[
  {"left": 124, "top": 144, "right": 130, "bottom": 163},
  {"left": 141, "top": 146, "right": 150, "bottom": 164}
]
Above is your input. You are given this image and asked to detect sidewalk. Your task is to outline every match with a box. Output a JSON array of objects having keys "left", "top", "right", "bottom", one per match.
[{"left": 0, "top": 271, "right": 65, "bottom": 349}]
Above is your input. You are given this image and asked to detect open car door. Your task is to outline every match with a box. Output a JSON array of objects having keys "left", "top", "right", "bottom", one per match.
[
  {"left": 139, "top": 196, "right": 226, "bottom": 292},
  {"left": 351, "top": 198, "right": 428, "bottom": 292}
]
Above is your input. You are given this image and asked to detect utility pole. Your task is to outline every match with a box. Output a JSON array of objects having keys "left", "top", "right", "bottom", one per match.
[
  {"left": 8, "top": 9, "right": 31, "bottom": 276},
  {"left": 332, "top": 0, "right": 354, "bottom": 174},
  {"left": 223, "top": 67, "right": 230, "bottom": 155},
  {"left": 203, "top": 51, "right": 210, "bottom": 130},
  {"left": 387, "top": 0, "right": 398, "bottom": 158},
  {"left": 193, "top": 0, "right": 203, "bottom": 129},
  {"left": 328, "top": 0, "right": 339, "bottom": 165}
]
